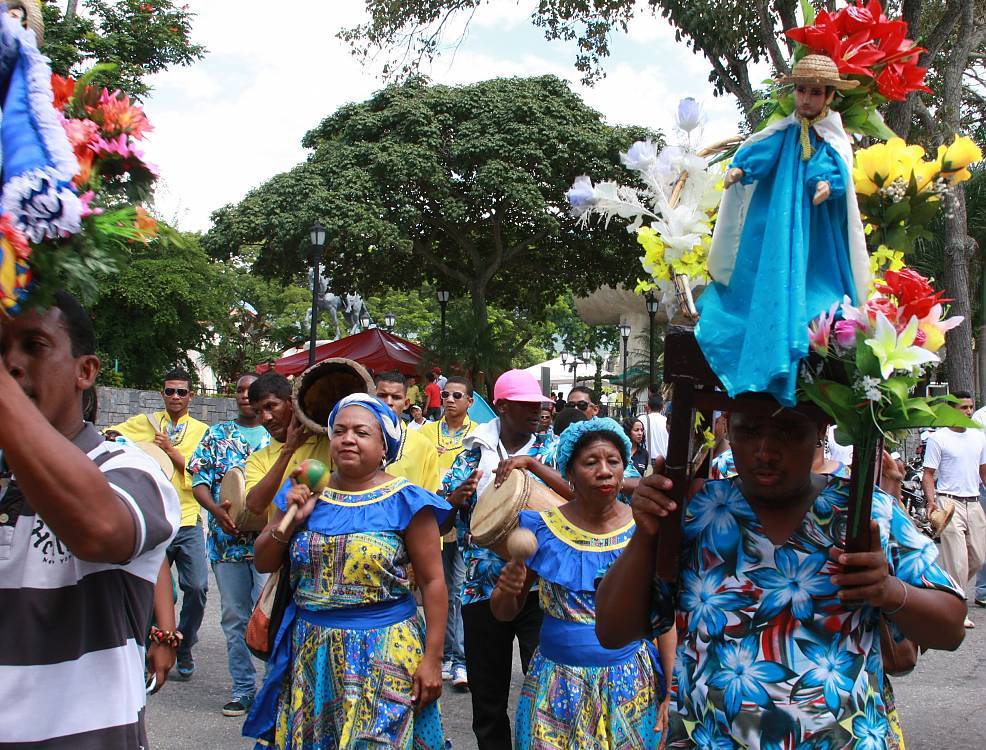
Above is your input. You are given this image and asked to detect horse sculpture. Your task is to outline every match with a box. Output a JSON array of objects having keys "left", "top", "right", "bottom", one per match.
[{"left": 310, "top": 271, "right": 372, "bottom": 340}]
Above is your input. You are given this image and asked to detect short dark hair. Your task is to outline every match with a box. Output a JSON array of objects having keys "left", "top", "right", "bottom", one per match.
[
  {"left": 554, "top": 406, "right": 588, "bottom": 435},
  {"left": 162, "top": 368, "right": 192, "bottom": 388},
  {"left": 647, "top": 391, "right": 664, "bottom": 412},
  {"left": 570, "top": 429, "right": 628, "bottom": 466},
  {"left": 426, "top": 371, "right": 436, "bottom": 382},
  {"left": 376, "top": 371, "right": 407, "bottom": 392},
  {"left": 568, "top": 385, "right": 594, "bottom": 403},
  {"left": 445, "top": 375, "right": 473, "bottom": 396},
  {"left": 53, "top": 290, "right": 96, "bottom": 356},
  {"left": 952, "top": 390, "right": 974, "bottom": 401},
  {"left": 248, "top": 372, "right": 291, "bottom": 402}
]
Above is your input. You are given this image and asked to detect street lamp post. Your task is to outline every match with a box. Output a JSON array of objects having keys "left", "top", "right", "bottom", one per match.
[
  {"left": 560, "top": 350, "right": 571, "bottom": 390},
  {"left": 360, "top": 311, "right": 371, "bottom": 331},
  {"left": 384, "top": 312, "right": 396, "bottom": 332},
  {"left": 581, "top": 348, "right": 591, "bottom": 390},
  {"left": 307, "top": 222, "right": 327, "bottom": 368},
  {"left": 618, "top": 323, "right": 631, "bottom": 418},
  {"left": 436, "top": 289, "right": 450, "bottom": 356},
  {"left": 645, "top": 292, "right": 659, "bottom": 391}
]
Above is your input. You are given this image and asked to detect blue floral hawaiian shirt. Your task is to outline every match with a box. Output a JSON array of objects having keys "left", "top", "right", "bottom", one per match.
[
  {"left": 653, "top": 476, "right": 963, "bottom": 749},
  {"left": 187, "top": 421, "right": 270, "bottom": 563},
  {"left": 441, "top": 434, "right": 558, "bottom": 607}
]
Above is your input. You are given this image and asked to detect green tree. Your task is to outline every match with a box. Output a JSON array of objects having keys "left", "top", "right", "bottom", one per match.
[
  {"left": 204, "top": 75, "right": 657, "bottom": 382},
  {"left": 344, "top": 0, "right": 986, "bottom": 394},
  {"left": 41, "top": 0, "right": 205, "bottom": 98},
  {"left": 90, "top": 229, "right": 227, "bottom": 388}
]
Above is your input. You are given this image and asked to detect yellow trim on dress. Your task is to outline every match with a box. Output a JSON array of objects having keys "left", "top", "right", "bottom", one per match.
[
  {"left": 317, "top": 477, "right": 410, "bottom": 507},
  {"left": 541, "top": 506, "right": 633, "bottom": 551}
]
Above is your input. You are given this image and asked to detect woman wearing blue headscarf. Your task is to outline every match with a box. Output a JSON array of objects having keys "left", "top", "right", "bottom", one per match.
[
  {"left": 245, "top": 394, "right": 451, "bottom": 749},
  {"left": 490, "top": 417, "right": 674, "bottom": 749}
]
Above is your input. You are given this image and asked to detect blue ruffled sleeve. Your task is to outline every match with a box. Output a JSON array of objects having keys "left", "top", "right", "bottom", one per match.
[
  {"left": 805, "top": 140, "right": 846, "bottom": 198},
  {"left": 518, "top": 510, "right": 627, "bottom": 593},
  {"left": 732, "top": 127, "right": 787, "bottom": 183}
]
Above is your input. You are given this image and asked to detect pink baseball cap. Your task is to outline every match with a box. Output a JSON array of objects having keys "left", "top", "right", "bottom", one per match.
[{"left": 493, "top": 369, "right": 548, "bottom": 403}]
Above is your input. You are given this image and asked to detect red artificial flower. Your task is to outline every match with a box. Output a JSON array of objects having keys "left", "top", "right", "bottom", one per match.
[
  {"left": 877, "top": 268, "right": 950, "bottom": 322},
  {"left": 91, "top": 89, "right": 153, "bottom": 139},
  {"left": 50, "top": 74, "right": 76, "bottom": 111},
  {"left": 875, "top": 63, "right": 931, "bottom": 100},
  {"left": 865, "top": 295, "right": 900, "bottom": 326}
]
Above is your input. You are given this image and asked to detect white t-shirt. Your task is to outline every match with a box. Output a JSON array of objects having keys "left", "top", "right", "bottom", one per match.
[
  {"left": 408, "top": 419, "right": 428, "bottom": 431},
  {"left": 922, "top": 427, "right": 986, "bottom": 497},
  {"left": 972, "top": 406, "right": 986, "bottom": 429},
  {"left": 644, "top": 412, "right": 669, "bottom": 462}
]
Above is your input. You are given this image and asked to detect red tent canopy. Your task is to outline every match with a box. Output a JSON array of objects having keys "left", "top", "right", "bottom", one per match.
[{"left": 261, "top": 329, "right": 426, "bottom": 378}]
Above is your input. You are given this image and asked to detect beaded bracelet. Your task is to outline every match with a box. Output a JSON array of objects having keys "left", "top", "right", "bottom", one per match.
[{"left": 149, "top": 626, "right": 184, "bottom": 649}]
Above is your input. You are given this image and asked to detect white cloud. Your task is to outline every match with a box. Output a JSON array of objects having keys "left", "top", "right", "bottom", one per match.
[{"left": 141, "top": 0, "right": 750, "bottom": 231}]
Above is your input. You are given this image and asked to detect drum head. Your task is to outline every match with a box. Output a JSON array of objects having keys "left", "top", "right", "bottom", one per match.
[
  {"left": 135, "top": 442, "right": 174, "bottom": 480},
  {"left": 470, "top": 469, "right": 526, "bottom": 546},
  {"left": 220, "top": 467, "right": 246, "bottom": 508}
]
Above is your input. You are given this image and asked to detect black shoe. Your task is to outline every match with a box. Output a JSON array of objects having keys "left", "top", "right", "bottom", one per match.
[
  {"left": 975, "top": 598, "right": 986, "bottom": 608},
  {"left": 222, "top": 699, "right": 250, "bottom": 717}
]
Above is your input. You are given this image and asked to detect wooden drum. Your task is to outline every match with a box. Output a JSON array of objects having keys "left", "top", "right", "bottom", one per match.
[
  {"left": 470, "top": 469, "right": 565, "bottom": 558},
  {"left": 220, "top": 466, "right": 267, "bottom": 533},
  {"left": 134, "top": 441, "right": 174, "bottom": 481}
]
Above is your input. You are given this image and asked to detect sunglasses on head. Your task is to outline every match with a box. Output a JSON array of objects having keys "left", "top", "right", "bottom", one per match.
[
  {"left": 441, "top": 390, "right": 468, "bottom": 400},
  {"left": 164, "top": 387, "right": 189, "bottom": 397},
  {"left": 567, "top": 400, "right": 590, "bottom": 411}
]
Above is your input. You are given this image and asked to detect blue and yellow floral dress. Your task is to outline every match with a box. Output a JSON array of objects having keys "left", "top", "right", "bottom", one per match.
[
  {"left": 654, "top": 476, "right": 963, "bottom": 749},
  {"left": 243, "top": 477, "right": 451, "bottom": 750},
  {"left": 515, "top": 507, "right": 664, "bottom": 749}
]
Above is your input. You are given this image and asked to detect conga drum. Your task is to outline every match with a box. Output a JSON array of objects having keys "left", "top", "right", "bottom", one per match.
[
  {"left": 221, "top": 466, "right": 267, "bottom": 532},
  {"left": 470, "top": 469, "right": 565, "bottom": 558}
]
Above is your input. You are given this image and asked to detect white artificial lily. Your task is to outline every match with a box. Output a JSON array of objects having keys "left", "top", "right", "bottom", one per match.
[
  {"left": 675, "top": 97, "right": 705, "bottom": 133},
  {"left": 864, "top": 312, "right": 939, "bottom": 379}
]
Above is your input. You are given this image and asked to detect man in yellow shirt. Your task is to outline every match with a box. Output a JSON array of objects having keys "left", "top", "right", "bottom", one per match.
[
  {"left": 405, "top": 376, "right": 423, "bottom": 419},
  {"left": 374, "top": 372, "right": 440, "bottom": 492},
  {"left": 417, "top": 375, "right": 476, "bottom": 689},
  {"left": 243, "top": 373, "right": 329, "bottom": 515},
  {"left": 109, "top": 367, "right": 208, "bottom": 679}
]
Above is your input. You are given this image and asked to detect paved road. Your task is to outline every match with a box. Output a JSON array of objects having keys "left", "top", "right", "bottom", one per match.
[{"left": 148, "top": 571, "right": 986, "bottom": 749}]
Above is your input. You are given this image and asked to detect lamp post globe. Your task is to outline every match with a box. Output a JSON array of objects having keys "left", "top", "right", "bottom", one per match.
[
  {"left": 645, "top": 292, "right": 659, "bottom": 393},
  {"left": 360, "top": 312, "right": 371, "bottom": 330},
  {"left": 384, "top": 312, "right": 396, "bottom": 331},
  {"left": 618, "top": 323, "right": 631, "bottom": 418},
  {"left": 307, "top": 221, "right": 327, "bottom": 367}
]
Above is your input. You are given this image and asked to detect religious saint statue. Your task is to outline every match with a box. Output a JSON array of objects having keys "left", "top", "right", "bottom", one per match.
[{"left": 697, "top": 54, "right": 870, "bottom": 406}]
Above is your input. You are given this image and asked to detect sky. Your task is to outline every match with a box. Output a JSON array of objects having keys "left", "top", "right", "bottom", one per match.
[{"left": 140, "top": 0, "right": 755, "bottom": 232}]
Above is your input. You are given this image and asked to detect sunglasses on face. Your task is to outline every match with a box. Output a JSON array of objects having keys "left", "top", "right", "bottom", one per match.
[
  {"left": 441, "top": 391, "right": 468, "bottom": 400},
  {"left": 163, "top": 387, "right": 189, "bottom": 397},
  {"left": 568, "top": 400, "right": 590, "bottom": 411}
]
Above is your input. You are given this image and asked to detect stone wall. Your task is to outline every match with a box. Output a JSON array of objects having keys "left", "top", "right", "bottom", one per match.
[{"left": 94, "top": 386, "right": 238, "bottom": 429}]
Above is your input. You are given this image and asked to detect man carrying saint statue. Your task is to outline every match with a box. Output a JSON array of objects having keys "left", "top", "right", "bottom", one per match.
[{"left": 697, "top": 54, "right": 871, "bottom": 406}]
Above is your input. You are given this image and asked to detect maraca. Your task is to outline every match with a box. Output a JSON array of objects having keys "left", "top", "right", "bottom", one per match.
[
  {"left": 276, "top": 458, "right": 329, "bottom": 534},
  {"left": 505, "top": 528, "right": 538, "bottom": 561}
]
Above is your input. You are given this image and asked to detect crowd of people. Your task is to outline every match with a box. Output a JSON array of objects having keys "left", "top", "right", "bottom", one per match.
[{"left": 0, "top": 291, "right": 978, "bottom": 750}]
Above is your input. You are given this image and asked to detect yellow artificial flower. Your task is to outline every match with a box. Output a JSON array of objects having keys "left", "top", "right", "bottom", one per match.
[
  {"left": 869, "top": 246, "right": 906, "bottom": 290},
  {"left": 634, "top": 278, "right": 656, "bottom": 294},
  {"left": 940, "top": 135, "right": 983, "bottom": 174},
  {"left": 855, "top": 140, "right": 896, "bottom": 189},
  {"left": 919, "top": 322, "right": 946, "bottom": 353},
  {"left": 912, "top": 159, "right": 940, "bottom": 192}
]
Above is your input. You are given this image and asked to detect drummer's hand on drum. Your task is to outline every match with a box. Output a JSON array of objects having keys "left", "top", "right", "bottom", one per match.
[
  {"left": 215, "top": 500, "right": 238, "bottom": 536},
  {"left": 493, "top": 456, "right": 531, "bottom": 488},
  {"left": 631, "top": 457, "right": 676, "bottom": 538},
  {"left": 447, "top": 470, "right": 483, "bottom": 510},
  {"left": 283, "top": 415, "right": 311, "bottom": 455},
  {"left": 495, "top": 559, "right": 528, "bottom": 597}
]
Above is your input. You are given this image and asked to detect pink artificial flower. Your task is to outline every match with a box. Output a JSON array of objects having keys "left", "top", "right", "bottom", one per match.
[
  {"left": 91, "top": 133, "right": 133, "bottom": 158},
  {"left": 808, "top": 303, "right": 839, "bottom": 357},
  {"left": 833, "top": 319, "right": 862, "bottom": 348},
  {"left": 60, "top": 115, "right": 100, "bottom": 156},
  {"left": 78, "top": 190, "right": 103, "bottom": 218}
]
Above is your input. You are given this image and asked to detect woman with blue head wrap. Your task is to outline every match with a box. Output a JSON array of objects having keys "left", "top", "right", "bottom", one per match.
[
  {"left": 487, "top": 418, "right": 673, "bottom": 748},
  {"left": 246, "top": 393, "right": 451, "bottom": 749}
]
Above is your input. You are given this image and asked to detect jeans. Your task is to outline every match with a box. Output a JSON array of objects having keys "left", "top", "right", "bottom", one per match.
[
  {"left": 462, "top": 596, "right": 543, "bottom": 750},
  {"left": 976, "top": 487, "right": 986, "bottom": 601},
  {"left": 213, "top": 559, "right": 267, "bottom": 700},
  {"left": 167, "top": 520, "right": 209, "bottom": 666},
  {"left": 442, "top": 540, "right": 466, "bottom": 670}
]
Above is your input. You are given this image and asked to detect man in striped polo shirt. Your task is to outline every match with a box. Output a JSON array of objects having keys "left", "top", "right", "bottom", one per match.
[{"left": 0, "top": 292, "right": 180, "bottom": 749}]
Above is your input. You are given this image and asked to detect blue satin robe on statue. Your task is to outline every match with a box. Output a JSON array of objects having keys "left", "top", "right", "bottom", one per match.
[{"left": 696, "top": 124, "right": 859, "bottom": 406}]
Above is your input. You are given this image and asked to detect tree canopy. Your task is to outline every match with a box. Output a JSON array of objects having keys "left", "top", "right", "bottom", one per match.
[
  {"left": 41, "top": 0, "right": 205, "bottom": 99},
  {"left": 205, "top": 75, "right": 657, "bottom": 380}
]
